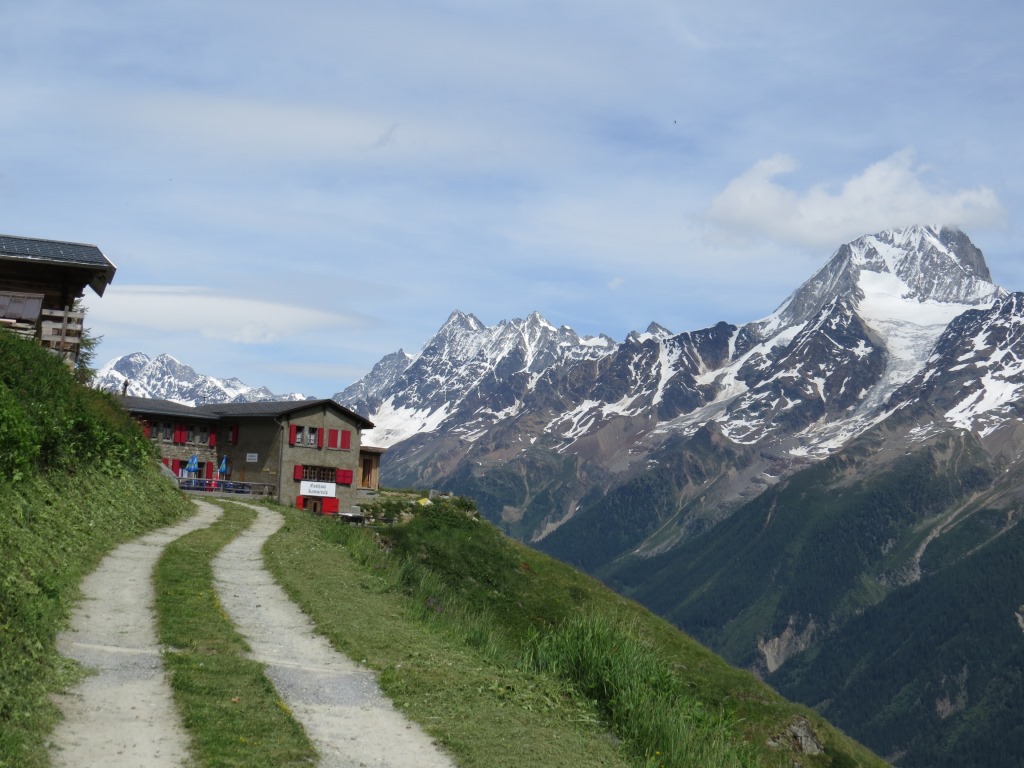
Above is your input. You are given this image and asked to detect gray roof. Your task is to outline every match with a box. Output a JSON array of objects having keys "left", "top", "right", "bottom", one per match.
[
  {"left": 197, "top": 398, "right": 375, "bottom": 428},
  {"left": 0, "top": 234, "right": 117, "bottom": 296},
  {"left": 119, "top": 395, "right": 374, "bottom": 429},
  {"left": 118, "top": 395, "right": 221, "bottom": 421}
]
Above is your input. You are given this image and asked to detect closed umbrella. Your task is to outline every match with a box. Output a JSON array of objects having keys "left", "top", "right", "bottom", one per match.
[{"left": 184, "top": 454, "right": 199, "bottom": 490}]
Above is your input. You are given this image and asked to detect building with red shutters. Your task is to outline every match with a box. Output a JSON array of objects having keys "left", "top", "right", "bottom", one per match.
[{"left": 120, "top": 396, "right": 381, "bottom": 513}]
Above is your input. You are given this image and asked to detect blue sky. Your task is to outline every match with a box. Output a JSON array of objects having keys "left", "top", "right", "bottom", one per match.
[{"left": 3, "top": 1, "right": 1022, "bottom": 397}]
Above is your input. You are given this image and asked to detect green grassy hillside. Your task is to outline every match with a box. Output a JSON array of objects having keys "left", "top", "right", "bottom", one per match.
[{"left": 0, "top": 329, "right": 194, "bottom": 767}]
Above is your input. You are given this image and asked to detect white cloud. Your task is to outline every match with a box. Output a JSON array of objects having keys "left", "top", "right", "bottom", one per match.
[
  {"left": 707, "top": 150, "right": 1005, "bottom": 248},
  {"left": 83, "top": 285, "right": 361, "bottom": 345}
]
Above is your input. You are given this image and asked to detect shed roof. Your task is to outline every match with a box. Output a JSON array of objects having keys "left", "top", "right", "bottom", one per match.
[{"left": 0, "top": 234, "right": 116, "bottom": 296}]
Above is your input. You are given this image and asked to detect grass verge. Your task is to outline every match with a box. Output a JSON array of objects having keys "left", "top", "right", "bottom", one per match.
[{"left": 154, "top": 501, "right": 316, "bottom": 767}]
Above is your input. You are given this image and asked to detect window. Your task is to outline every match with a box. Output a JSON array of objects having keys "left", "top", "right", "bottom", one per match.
[
  {"left": 307, "top": 428, "right": 317, "bottom": 446},
  {"left": 187, "top": 425, "right": 195, "bottom": 443},
  {"left": 162, "top": 422, "right": 173, "bottom": 441},
  {"left": 301, "top": 465, "right": 337, "bottom": 482},
  {"left": 199, "top": 426, "right": 208, "bottom": 445}
]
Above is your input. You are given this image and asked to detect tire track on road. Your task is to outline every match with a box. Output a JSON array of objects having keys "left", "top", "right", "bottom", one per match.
[{"left": 213, "top": 503, "right": 456, "bottom": 768}]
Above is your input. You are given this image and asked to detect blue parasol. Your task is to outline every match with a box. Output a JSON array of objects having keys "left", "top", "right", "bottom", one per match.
[
  {"left": 218, "top": 455, "right": 227, "bottom": 475},
  {"left": 185, "top": 454, "right": 199, "bottom": 474}
]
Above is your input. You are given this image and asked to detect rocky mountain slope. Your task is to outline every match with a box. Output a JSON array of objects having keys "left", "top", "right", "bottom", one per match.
[{"left": 337, "top": 226, "right": 1010, "bottom": 542}]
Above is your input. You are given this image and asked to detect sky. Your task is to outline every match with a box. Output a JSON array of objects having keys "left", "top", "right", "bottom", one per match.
[{"left": 3, "top": 1, "right": 1023, "bottom": 398}]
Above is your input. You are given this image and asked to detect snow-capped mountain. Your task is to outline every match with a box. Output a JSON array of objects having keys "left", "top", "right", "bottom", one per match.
[
  {"left": 334, "top": 310, "right": 616, "bottom": 448},
  {"left": 337, "top": 226, "right": 1009, "bottom": 507},
  {"left": 94, "top": 353, "right": 307, "bottom": 405}
]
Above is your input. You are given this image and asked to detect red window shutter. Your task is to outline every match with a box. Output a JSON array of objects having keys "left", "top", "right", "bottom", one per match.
[
  {"left": 293, "top": 464, "right": 304, "bottom": 481},
  {"left": 161, "top": 457, "right": 170, "bottom": 467},
  {"left": 209, "top": 432, "right": 216, "bottom": 447},
  {"left": 205, "top": 462, "right": 213, "bottom": 479},
  {"left": 317, "top": 428, "right": 325, "bottom": 448},
  {"left": 171, "top": 459, "right": 181, "bottom": 475},
  {"left": 229, "top": 424, "right": 238, "bottom": 445},
  {"left": 323, "top": 497, "right": 339, "bottom": 514},
  {"left": 327, "top": 429, "right": 339, "bottom": 449},
  {"left": 336, "top": 468, "right": 353, "bottom": 485},
  {"left": 341, "top": 429, "right": 351, "bottom": 450},
  {"left": 288, "top": 424, "right": 297, "bottom": 445},
  {"left": 295, "top": 495, "right": 305, "bottom": 510},
  {"left": 143, "top": 421, "right": 151, "bottom": 438}
]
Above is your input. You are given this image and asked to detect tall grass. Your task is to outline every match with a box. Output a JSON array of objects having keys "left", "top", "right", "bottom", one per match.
[{"left": 522, "top": 612, "right": 761, "bottom": 768}]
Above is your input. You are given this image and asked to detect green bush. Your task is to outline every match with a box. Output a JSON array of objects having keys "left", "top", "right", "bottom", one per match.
[{"left": 0, "top": 329, "right": 152, "bottom": 476}]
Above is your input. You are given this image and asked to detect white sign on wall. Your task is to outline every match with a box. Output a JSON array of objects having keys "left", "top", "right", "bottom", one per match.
[
  {"left": 300, "top": 481, "right": 336, "bottom": 497},
  {"left": 246, "top": 453, "right": 258, "bottom": 463}
]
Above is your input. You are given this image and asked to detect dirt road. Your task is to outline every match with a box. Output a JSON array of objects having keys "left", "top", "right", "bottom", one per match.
[{"left": 49, "top": 499, "right": 456, "bottom": 767}]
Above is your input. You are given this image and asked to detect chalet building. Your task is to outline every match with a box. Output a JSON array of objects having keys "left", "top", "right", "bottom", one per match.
[
  {"left": 0, "top": 234, "right": 117, "bottom": 364},
  {"left": 121, "top": 396, "right": 382, "bottom": 513},
  {"left": 120, "top": 395, "right": 221, "bottom": 479}
]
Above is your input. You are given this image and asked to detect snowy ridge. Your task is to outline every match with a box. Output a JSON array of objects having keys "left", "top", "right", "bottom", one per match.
[
  {"left": 338, "top": 226, "right": 1013, "bottom": 462},
  {"left": 94, "top": 353, "right": 307, "bottom": 405},
  {"left": 347, "top": 310, "right": 617, "bottom": 447}
]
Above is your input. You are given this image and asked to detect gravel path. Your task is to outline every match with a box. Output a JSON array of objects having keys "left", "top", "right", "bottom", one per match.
[
  {"left": 212, "top": 501, "right": 456, "bottom": 768},
  {"left": 49, "top": 502, "right": 224, "bottom": 768}
]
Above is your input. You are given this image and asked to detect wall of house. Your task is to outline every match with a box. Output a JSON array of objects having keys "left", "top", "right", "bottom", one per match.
[
  {"left": 278, "top": 404, "right": 363, "bottom": 513},
  {"left": 141, "top": 417, "right": 219, "bottom": 480},
  {"left": 214, "top": 404, "right": 364, "bottom": 512},
  {"left": 216, "top": 417, "right": 283, "bottom": 496}
]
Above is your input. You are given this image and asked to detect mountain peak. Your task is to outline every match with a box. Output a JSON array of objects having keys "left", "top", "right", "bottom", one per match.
[
  {"left": 845, "top": 225, "right": 1002, "bottom": 304},
  {"left": 441, "top": 310, "right": 485, "bottom": 332},
  {"left": 753, "top": 225, "right": 1003, "bottom": 339}
]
